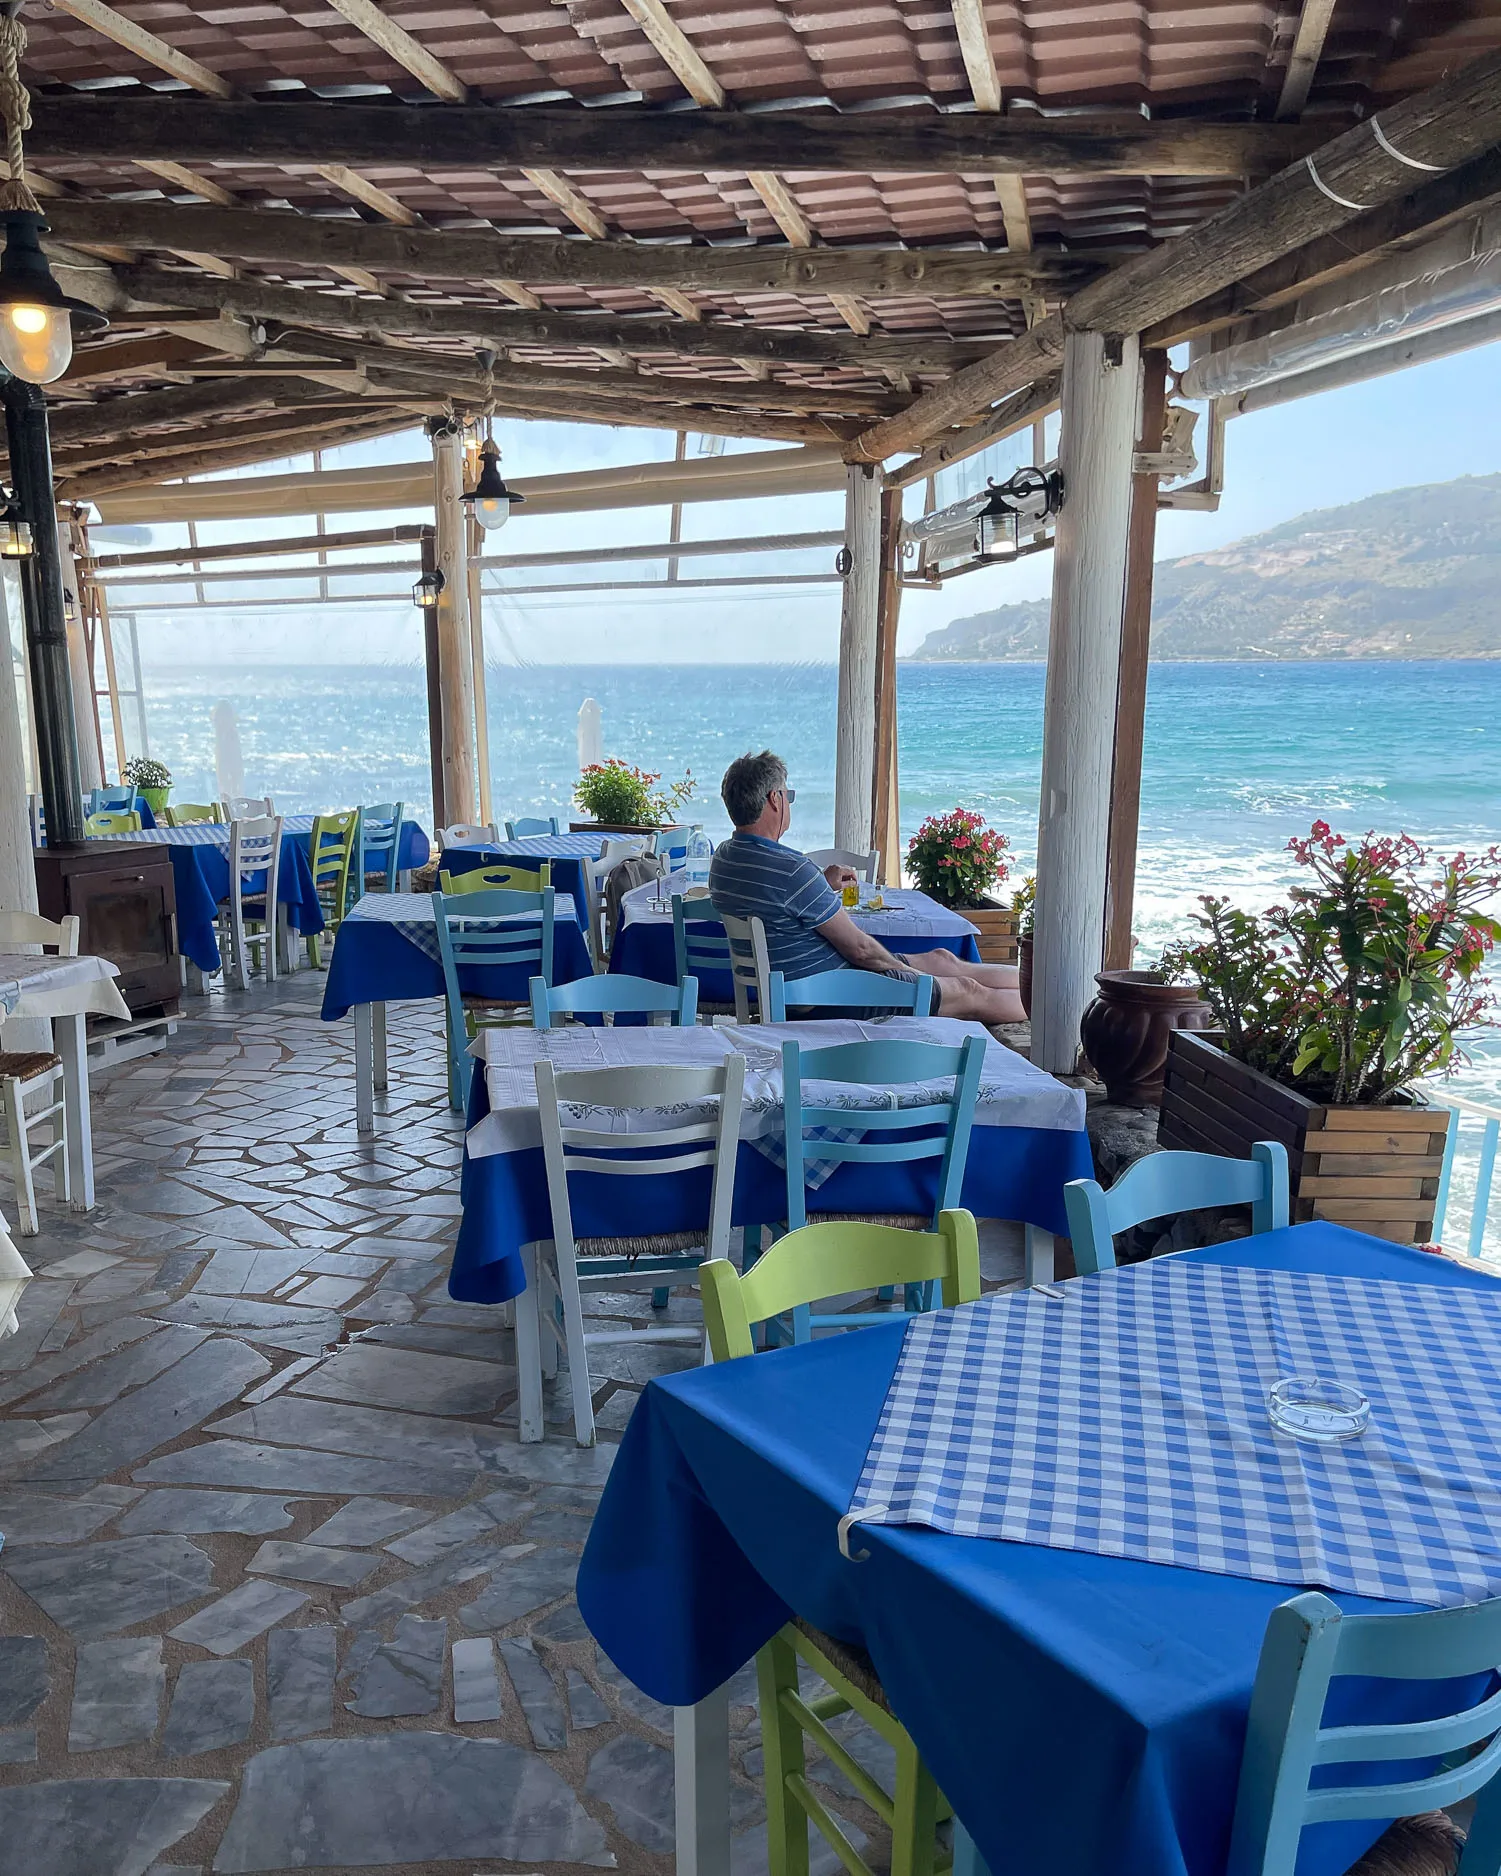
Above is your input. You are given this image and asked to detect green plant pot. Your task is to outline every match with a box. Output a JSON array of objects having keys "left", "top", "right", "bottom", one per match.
[{"left": 139, "top": 786, "right": 171, "bottom": 817}]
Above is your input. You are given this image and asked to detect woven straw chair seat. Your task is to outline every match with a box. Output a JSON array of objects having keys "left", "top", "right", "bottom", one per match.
[
  {"left": 575, "top": 1231, "right": 704, "bottom": 1259},
  {"left": 792, "top": 1618, "right": 888, "bottom": 1711},
  {"left": 0, "top": 1051, "right": 62, "bottom": 1081},
  {"left": 463, "top": 995, "right": 528, "bottom": 1012},
  {"left": 808, "top": 1211, "right": 931, "bottom": 1231}
]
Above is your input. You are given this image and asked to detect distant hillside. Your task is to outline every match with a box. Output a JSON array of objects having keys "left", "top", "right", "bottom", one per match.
[{"left": 906, "top": 474, "right": 1501, "bottom": 661}]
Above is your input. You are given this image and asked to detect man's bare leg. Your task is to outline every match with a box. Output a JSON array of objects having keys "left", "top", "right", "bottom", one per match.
[{"left": 912, "top": 948, "right": 1024, "bottom": 1022}]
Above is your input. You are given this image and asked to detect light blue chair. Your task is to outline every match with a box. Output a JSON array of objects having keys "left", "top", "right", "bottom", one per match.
[
  {"left": 672, "top": 895, "right": 735, "bottom": 1018},
  {"left": 1063, "top": 1141, "right": 1290, "bottom": 1276},
  {"left": 778, "top": 1034, "right": 985, "bottom": 1340},
  {"left": 1227, "top": 1589, "right": 1501, "bottom": 1876},
  {"left": 356, "top": 800, "right": 404, "bottom": 897},
  {"left": 89, "top": 785, "right": 134, "bottom": 813},
  {"left": 767, "top": 967, "right": 935, "bottom": 1022},
  {"left": 530, "top": 973, "right": 698, "bottom": 1030},
  {"left": 506, "top": 816, "right": 562, "bottom": 838},
  {"left": 432, "top": 887, "right": 556, "bottom": 1109},
  {"left": 655, "top": 826, "right": 691, "bottom": 871}
]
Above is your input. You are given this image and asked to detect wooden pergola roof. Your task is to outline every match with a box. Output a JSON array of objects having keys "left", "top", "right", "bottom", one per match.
[{"left": 15, "top": 0, "right": 1501, "bottom": 498}]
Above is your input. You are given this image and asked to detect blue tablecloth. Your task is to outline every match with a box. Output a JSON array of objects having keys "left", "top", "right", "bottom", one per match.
[
  {"left": 438, "top": 836, "right": 601, "bottom": 925},
  {"left": 450, "top": 1042, "right": 1091, "bottom": 1306},
  {"left": 319, "top": 895, "right": 593, "bottom": 1022},
  {"left": 85, "top": 828, "right": 324, "bottom": 974},
  {"left": 578, "top": 1225, "right": 1501, "bottom": 1876},
  {"left": 282, "top": 815, "right": 430, "bottom": 875}
]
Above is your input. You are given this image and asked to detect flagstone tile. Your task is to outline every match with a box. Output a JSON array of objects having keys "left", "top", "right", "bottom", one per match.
[
  {"left": 40, "top": 1251, "right": 122, "bottom": 1279},
  {"left": 291, "top": 1341, "right": 511, "bottom": 1418},
  {"left": 5, "top": 1536, "right": 214, "bottom": 1639},
  {"left": 459, "top": 1547, "right": 580, "bottom": 1633},
  {"left": 0, "top": 1484, "right": 141, "bottom": 1546},
  {"left": 0, "top": 1727, "right": 37, "bottom": 1763},
  {"left": 452, "top": 1636, "right": 504, "bottom": 1723},
  {"left": 0, "top": 1777, "right": 228, "bottom": 1876},
  {"left": 210, "top": 1395, "right": 520, "bottom": 1473},
  {"left": 304, "top": 1497, "right": 424, "bottom": 1548},
  {"left": 285, "top": 1275, "right": 366, "bottom": 1310},
  {"left": 193, "top": 1246, "right": 320, "bottom": 1296},
  {"left": 168, "top": 1580, "right": 309, "bottom": 1657},
  {"left": 0, "top": 1635, "right": 49, "bottom": 1724},
  {"left": 499, "top": 1636, "right": 566, "bottom": 1749},
  {"left": 116, "top": 1488, "right": 295, "bottom": 1537},
  {"left": 0, "top": 1282, "right": 77, "bottom": 1371},
  {"left": 68, "top": 1636, "right": 164, "bottom": 1752},
  {"left": 137, "top": 1436, "right": 480, "bottom": 1501},
  {"left": 20, "top": 1325, "right": 210, "bottom": 1413},
  {"left": 246, "top": 1539, "right": 383, "bottom": 1588},
  {"left": 385, "top": 1488, "right": 530, "bottom": 1565},
  {"left": 341, "top": 1535, "right": 523, "bottom": 1628},
  {"left": 160, "top": 1659, "right": 255, "bottom": 1757},
  {"left": 266, "top": 1625, "right": 337, "bottom": 1740},
  {"left": 346, "top": 1614, "right": 445, "bottom": 1717},
  {"left": 567, "top": 1668, "right": 610, "bottom": 1730}
]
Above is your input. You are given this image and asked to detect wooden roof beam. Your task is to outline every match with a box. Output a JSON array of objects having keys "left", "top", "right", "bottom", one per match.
[
  {"left": 28, "top": 97, "right": 1316, "bottom": 179},
  {"left": 47, "top": 377, "right": 332, "bottom": 449},
  {"left": 57, "top": 413, "right": 415, "bottom": 501},
  {"left": 53, "top": 403, "right": 381, "bottom": 475},
  {"left": 1276, "top": 0, "right": 1339, "bottom": 121},
  {"left": 951, "top": 0, "right": 1042, "bottom": 324},
  {"left": 43, "top": 200, "right": 1089, "bottom": 298},
  {"left": 849, "top": 47, "right": 1501, "bottom": 462}
]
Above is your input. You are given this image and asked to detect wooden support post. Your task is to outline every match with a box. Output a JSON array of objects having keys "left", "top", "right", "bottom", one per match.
[
  {"left": 1032, "top": 330, "right": 1141, "bottom": 1075},
  {"left": 1103, "top": 349, "right": 1167, "bottom": 972},
  {"left": 430, "top": 420, "right": 478, "bottom": 828},
  {"left": 870, "top": 486, "right": 903, "bottom": 885},
  {"left": 834, "top": 463, "right": 881, "bottom": 855},
  {"left": 419, "top": 527, "right": 447, "bottom": 834}
]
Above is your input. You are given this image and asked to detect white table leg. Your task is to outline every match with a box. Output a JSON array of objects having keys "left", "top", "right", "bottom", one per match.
[
  {"left": 514, "top": 1241, "right": 544, "bottom": 1443},
  {"left": 184, "top": 960, "right": 208, "bottom": 996},
  {"left": 354, "top": 1004, "right": 375, "bottom": 1134},
  {"left": 372, "top": 1001, "right": 388, "bottom": 1093},
  {"left": 398, "top": 868, "right": 412, "bottom": 892},
  {"left": 1025, "top": 1225, "right": 1055, "bottom": 1287},
  {"left": 279, "top": 905, "right": 297, "bottom": 976},
  {"left": 56, "top": 1012, "right": 95, "bottom": 1212},
  {"left": 674, "top": 1684, "right": 732, "bottom": 1876}
]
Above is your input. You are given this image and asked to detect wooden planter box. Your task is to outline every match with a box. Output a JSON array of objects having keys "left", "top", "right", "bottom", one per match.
[
  {"left": 1159, "top": 1030, "right": 1453, "bottom": 1245},
  {"left": 962, "top": 899, "right": 1018, "bottom": 965}
]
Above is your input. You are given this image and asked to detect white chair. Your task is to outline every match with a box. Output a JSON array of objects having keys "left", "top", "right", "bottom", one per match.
[
  {"left": 803, "top": 847, "right": 880, "bottom": 883},
  {"left": 217, "top": 815, "right": 283, "bottom": 990},
  {"left": 437, "top": 822, "right": 497, "bottom": 850},
  {"left": 0, "top": 910, "right": 79, "bottom": 1236},
  {"left": 529, "top": 1052, "right": 746, "bottom": 1446},
  {"left": 221, "top": 795, "right": 274, "bottom": 820},
  {"left": 718, "top": 908, "right": 772, "bottom": 1022},
  {"left": 586, "top": 836, "right": 650, "bottom": 959}
]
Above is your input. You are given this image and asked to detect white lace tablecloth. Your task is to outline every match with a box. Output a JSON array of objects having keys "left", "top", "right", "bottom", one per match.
[{"left": 0, "top": 953, "right": 130, "bottom": 1024}]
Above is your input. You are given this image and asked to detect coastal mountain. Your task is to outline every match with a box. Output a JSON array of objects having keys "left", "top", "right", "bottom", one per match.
[{"left": 906, "top": 474, "right": 1501, "bottom": 661}]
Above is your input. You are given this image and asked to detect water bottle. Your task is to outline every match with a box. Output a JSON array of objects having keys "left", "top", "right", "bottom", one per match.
[{"left": 684, "top": 824, "right": 712, "bottom": 890}]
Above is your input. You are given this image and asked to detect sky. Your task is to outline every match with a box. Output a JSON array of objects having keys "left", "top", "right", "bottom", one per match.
[{"left": 109, "top": 335, "right": 1501, "bottom": 667}]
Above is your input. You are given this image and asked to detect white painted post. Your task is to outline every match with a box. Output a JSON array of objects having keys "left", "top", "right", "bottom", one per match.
[
  {"left": 57, "top": 515, "right": 103, "bottom": 792},
  {"left": 431, "top": 423, "right": 478, "bottom": 827},
  {"left": 0, "top": 574, "right": 38, "bottom": 918},
  {"left": 833, "top": 463, "right": 881, "bottom": 854},
  {"left": 1032, "top": 330, "right": 1142, "bottom": 1075}
]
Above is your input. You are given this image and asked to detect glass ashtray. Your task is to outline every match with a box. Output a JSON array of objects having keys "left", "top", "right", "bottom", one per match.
[{"left": 1268, "top": 1377, "right": 1371, "bottom": 1444}]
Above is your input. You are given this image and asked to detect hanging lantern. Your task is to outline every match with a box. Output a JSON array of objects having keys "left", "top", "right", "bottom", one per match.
[
  {"left": 975, "top": 488, "right": 1020, "bottom": 560},
  {"left": 413, "top": 567, "right": 445, "bottom": 610},
  {"left": 461, "top": 438, "right": 524, "bottom": 533},
  {"left": 0, "top": 485, "right": 33, "bottom": 558},
  {"left": 974, "top": 467, "right": 1065, "bottom": 561}
]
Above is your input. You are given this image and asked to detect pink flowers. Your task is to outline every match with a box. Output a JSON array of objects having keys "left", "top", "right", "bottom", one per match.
[{"left": 907, "top": 808, "right": 1010, "bottom": 909}]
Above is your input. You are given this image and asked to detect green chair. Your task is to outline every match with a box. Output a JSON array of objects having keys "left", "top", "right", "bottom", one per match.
[
  {"left": 699, "top": 1210, "right": 980, "bottom": 1876},
  {"left": 84, "top": 808, "right": 142, "bottom": 835},
  {"left": 305, "top": 810, "right": 358, "bottom": 968},
  {"left": 163, "top": 802, "right": 221, "bottom": 827},
  {"left": 1227, "top": 1589, "right": 1501, "bottom": 1876},
  {"left": 1063, "top": 1141, "right": 1290, "bottom": 1276},
  {"left": 439, "top": 861, "right": 552, "bottom": 896}
]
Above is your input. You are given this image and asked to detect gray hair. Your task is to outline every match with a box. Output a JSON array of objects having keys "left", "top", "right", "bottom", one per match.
[{"left": 720, "top": 750, "right": 787, "bottom": 828}]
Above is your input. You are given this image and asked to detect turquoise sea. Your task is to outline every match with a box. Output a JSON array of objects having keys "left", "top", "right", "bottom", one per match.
[{"left": 141, "top": 657, "right": 1501, "bottom": 1129}]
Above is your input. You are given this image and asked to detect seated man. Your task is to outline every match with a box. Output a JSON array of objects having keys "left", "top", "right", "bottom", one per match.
[{"left": 708, "top": 750, "right": 1025, "bottom": 1025}]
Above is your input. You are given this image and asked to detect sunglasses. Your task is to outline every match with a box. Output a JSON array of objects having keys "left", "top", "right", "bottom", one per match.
[{"left": 776, "top": 786, "right": 796, "bottom": 805}]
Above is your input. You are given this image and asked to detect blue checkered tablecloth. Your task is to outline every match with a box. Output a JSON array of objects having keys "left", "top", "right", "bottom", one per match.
[
  {"left": 343, "top": 890, "right": 578, "bottom": 964},
  {"left": 850, "top": 1259, "right": 1501, "bottom": 1607}
]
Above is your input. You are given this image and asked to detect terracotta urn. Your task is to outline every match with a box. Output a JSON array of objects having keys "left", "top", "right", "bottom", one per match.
[
  {"left": 1080, "top": 970, "right": 1212, "bottom": 1106},
  {"left": 1017, "top": 935, "right": 1034, "bottom": 1018}
]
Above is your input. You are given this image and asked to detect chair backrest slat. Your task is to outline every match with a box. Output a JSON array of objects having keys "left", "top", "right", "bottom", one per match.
[
  {"left": 801, "top": 846, "right": 880, "bottom": 884},
  {"left": 506, "top": 816, "right": 561, "bottom": 838},
  {"left": 530, "top": 972, "right": 696, "bottom": 1029},
  {"left": 442, "top": 861, "right": 552, "bottom": 896},
  {"left": 1063, "top": 1143, "right": 1291, "bottom": 1275},
  {"left": 717, "top": 907, "right": 770, "bottom": 1023},
  {"left": 164, "top": 802, "right": 220, "bottom": 827},
  {"left": 84, "top": 808, "right": 142, "bottom": 835},
  {"left": 0, "top": 910, "right": 79, "bottom": 956},
  {"left": 223, "top": 795, "right": 274, "bottom": 820},
  {"left": 438, "top": 822, "right": 498, "bottom": 849},
  {"left": 356, "top": 800, "right": 404, "bottom": 896},
  {"left": 672, "top": 896, "right": 731, "bottom": 994},
  {"left": 768, "top": 968, "right": 934, "bottom": 1021}
]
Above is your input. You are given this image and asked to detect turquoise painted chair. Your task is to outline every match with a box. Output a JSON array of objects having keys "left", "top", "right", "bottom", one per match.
[
  {"left": 778, "top": 1034, "right": 985, "bottom": 1340},
  {"left": 1063, "top": 1141, "right": 1290, "bottom": 1276},
  {"left": 655, "top": 826, "right": 691, "bottom": 871},
  {"left": 432, "top": 887, "right": 556, "bottom": 1109},
  {"left": 356, "top": 801, "right": 404, "bottom": 897},
  {"left": 506, "top": 816, "right": 561, "bottom": 838},
  {"left": 767, "top": 968, "right": 935, "bottom": 1022},
  {"left": 1227, "top": 1589, "right": 1501, "bottom": 1876},
  {"left": 89, "top": 785, "right": 134, "bottom": 813},
  {"left": 672, "top": 894, "right": 735, "bottom": 1019},
  {"left": 530, "top": 973, "right": 698, "bottom": 1029}
]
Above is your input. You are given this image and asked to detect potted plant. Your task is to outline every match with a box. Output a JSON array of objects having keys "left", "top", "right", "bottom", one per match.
[
  {"left": 1156, "top": 821, "right": 1501, "bottom": 1244},
  {"left": 572, "top": 758, "right": 695, "bottom": 835},
  {"left": 1013, "top": 876, "right": 1035, "bottom": 1015},
  {"left": 123, "top": 756, "right": 172, "bottom": 819},
  {"left": 906, "top": 808, "right": 1015, "bottom": 963},
  {"left": 1080, "top": 971, "right": 1213, "bottom": 1106}
]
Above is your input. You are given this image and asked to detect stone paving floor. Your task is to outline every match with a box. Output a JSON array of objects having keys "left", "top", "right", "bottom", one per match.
[{"left": 0, "top": 968, "right": 1027, "bottom": 1876}]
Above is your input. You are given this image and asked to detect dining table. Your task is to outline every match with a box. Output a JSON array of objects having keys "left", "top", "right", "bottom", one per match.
[
  {"left": 608, "top": 878, "right": 983, "bottom": 999},
  {"left": 577, "top": 1222, "right": 1501, "bottom": 1876},
  {"left": 0, "top": 951, "right": 131, "bottom": 1210},
  {"left": 436, "top": 833, "right": 605, "bottom": 925},
  {"left": 319, "top": 891, "right": 594, "bottom": 1131}
]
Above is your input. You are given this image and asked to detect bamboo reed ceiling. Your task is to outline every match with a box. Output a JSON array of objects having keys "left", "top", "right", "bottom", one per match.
[{"left": 15, "top": 0, "right": 1501, "bottom": 493}]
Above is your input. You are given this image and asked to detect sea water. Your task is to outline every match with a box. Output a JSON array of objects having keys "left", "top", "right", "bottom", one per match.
[{"left": 140, "top": 656, "right": 1501, "bottom": 1123}]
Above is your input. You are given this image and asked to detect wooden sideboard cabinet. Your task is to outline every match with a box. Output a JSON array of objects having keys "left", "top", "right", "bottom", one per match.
[{"left": 33, "top": 840, "right": 182, "bottom": 1019}]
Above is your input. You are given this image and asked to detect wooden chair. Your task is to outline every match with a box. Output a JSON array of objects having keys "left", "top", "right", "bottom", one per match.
[
  {"left": 780, "top": 1034, "right": 985, "bottom": 1340},
  {"left": 163, "top": 802, "right": 220, "bottom": 827},
  {"left": 699, "top": 1210, "right": 979, "bottom": 1876},
  {"left": 672, "top": 895, "right": 735, "bottom": 1020},
  {"left": 356, "top": 800, "right": 404, "bottom": 896},
  {"left": 803, "top": 846, "right": 881, "bottom": 883},
  {"left": 1227, "top": 1589, "right": 1501, "bottom": 1876},
  {"left": 437, "top": 822, "right": 497, "bottom": 850},
  {"left": 505, "top": 816, "right": 561, "bottom": 838},
  {"left": 222, "top": 795, "right": 274, "bottom": 820},
  {"left": 0, "top": 910, "right": 78, "bottom": 1236},
  {"left": 305, "top": 810, "right": 357, "bottom": 967},
  {"left": 433, "top": 887, "right": 556, "bottom": 1109},
  {"left": 84, "top": 808, "right": 141, "bottom": 835},
  {"left": 532, "top": 1051, "right": 745, "bottom": 1445},
  {"left": 530, "top": 973, "right": 697, "bottom": 1030},
  {"left": 216, "top": 814, "right": 283, "bottom": 991},
  {"left": 1063, "top": 1142, "right": 1290, "bottom": 1276},
  {"left": 88, "top": 785, "right": 134, "bottom": 814},
  {"left": 439, "top": 861, "right": 552, "bottom": 896},
  {"left": 719, "top": 907, "right": 772, "bottom": 1022},
  {"left": 768, "top": 968, "right": 934, "bottom": 1021}
]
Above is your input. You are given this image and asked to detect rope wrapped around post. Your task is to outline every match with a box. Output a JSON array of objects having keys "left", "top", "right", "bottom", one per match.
[{"left": 0, "top": 7, "right": 39, "bottom": 217}]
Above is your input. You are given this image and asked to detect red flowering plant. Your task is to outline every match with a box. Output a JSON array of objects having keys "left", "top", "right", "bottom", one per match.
[
  {"left": 574, "top": 758, "right": 694, "bottom": 828},
  {"left": 906, "top": 808, "right": 1010, "bottom": 909},
  {"left": 1159, "top": 821, "right": 1501, "bottom": 1106}
]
